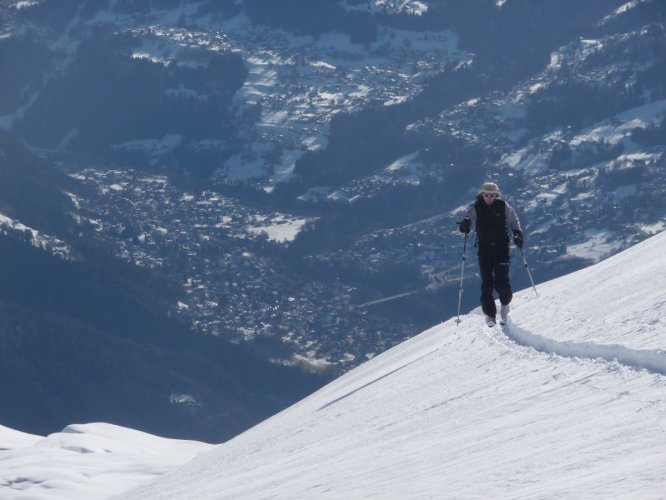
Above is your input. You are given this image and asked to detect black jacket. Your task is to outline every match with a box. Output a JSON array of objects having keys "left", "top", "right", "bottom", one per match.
[{"left": 462, "top": 195, "right": 522, "bottom": 247}]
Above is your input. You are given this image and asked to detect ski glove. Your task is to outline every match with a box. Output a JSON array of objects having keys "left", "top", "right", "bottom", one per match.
[
  {"left": 458, "top": 217, "right": 471, "bottom": 234},
  {"left": 513, "top": 229, "right": 524, "bottom": 248}
]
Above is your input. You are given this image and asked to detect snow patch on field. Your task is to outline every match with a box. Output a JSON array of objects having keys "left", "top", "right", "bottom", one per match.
[
  {"left": 563, "top": 231, "right": 622, "bottom": 262},
  {"left": 247, "top": 216, "right": 312, "bottom": 243}
]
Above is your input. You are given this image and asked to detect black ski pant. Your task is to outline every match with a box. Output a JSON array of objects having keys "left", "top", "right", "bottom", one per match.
[{"left": 477, "top": 243, "right": 512, "bottom": 318}]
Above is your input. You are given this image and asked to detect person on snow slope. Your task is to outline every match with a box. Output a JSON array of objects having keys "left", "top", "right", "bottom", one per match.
[{"left": 458, "top": 182, "right": 524, "bottom": 327}]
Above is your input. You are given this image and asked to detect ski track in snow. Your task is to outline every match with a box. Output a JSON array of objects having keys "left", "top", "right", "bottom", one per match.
[
  {"left": 501, "top": 321, "right": 666, "bottom": 376},
  {"left": 316, "top": 308, "right": 666, "bottom": 416}
]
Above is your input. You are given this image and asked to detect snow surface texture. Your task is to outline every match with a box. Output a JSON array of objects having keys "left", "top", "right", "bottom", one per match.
[
  {"left": 3, "top": 232, "right": 666, "bottom": 499},
  {"left": 0, "top": 424, "right": 212, "bottom": 499},
  {"left": 123, "top": 231, "right": 666, "bottom": 499}
]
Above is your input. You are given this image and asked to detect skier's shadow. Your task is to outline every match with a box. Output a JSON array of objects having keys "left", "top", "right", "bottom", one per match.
[{"left": 317, "top": 347, "right": 440, "bottom": 412}]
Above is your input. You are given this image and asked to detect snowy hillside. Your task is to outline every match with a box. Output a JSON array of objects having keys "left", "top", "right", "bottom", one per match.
[
  {"left": 108, "top": 229, "right": 665, "bottom": 498},
  {"left": 2, "top": 233, "right": 666, "bottom": 498},
  {"left": 0, "top": 423, "right": 211, "bottom": 499}
]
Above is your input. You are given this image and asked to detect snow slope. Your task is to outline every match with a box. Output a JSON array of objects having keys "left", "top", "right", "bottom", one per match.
[
  {"left": 123, "top": 230, "right": 666, "bottom": 499},
  {"left": 0, "top": 424, "right": 212, "bottom": 499},
  {"left": 2, "top": 231, "right": 665, "bottom": 499}
]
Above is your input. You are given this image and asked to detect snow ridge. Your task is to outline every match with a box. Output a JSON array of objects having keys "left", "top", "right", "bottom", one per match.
[{"left": 503, "top": 320, "right": 666, "bottom": 376}]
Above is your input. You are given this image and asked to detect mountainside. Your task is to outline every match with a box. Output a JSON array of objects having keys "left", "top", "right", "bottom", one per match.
[
  {"left": 1, "top": 0, "right": 662, "bottom": 372},
  {"left": 0, "top": 0, "right": 664, "bottom": 445},
  {"left": 0, "top": 223, "right": 326, "bottom": 442},
  {"left": 0, "top": 135, "right": 325, "bottom": 443},
  {"left": 123, "top": 229, "right": 666, "bottom": 499},
  {"left": 0, "top": 131, "right": 78, "bottom": 237},
  {"left": 2, "top": 229, "right": 664, "bottom": 498}
]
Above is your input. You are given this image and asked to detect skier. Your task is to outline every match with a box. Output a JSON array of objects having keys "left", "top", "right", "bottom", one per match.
[{"left": 458, "top": 182, "right": 524, "bottom": 327}]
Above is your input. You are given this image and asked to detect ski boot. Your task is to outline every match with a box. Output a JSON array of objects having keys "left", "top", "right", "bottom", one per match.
[{"left": 500, "top": 304, "right": 510, "bottom": 325}]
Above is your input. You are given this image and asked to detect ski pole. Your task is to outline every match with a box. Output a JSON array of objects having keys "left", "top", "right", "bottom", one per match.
[
  {"left": 519, "top": 246, "right": 539, "bottom": 297},
  {"left": 455, "top": 232, "right": 468, "bottom": 325}
]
